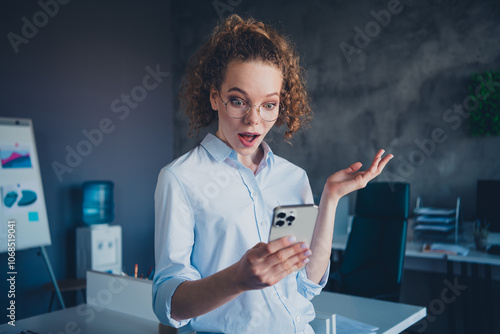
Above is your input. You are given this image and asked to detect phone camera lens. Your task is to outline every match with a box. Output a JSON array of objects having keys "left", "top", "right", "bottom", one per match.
[
  {"left": 277, "top": 212, "right": 286, "bottom": 219},
  {"left": 276, "top": 220, "right": 285, "bottom": 227}
]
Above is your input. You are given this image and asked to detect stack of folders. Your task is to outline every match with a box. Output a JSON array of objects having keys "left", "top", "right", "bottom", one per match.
[
  {"left": 413, "top": 207, "right": 456, "bottom": 234},
  {"left": 311, "top": 312, "right": 378, "bottom": 334},
  {"left": 422, "top": 243, "right": 470, "bottom": 256},
  {"left": 335, "top": 315, "right": 378, "bottom": 334}
]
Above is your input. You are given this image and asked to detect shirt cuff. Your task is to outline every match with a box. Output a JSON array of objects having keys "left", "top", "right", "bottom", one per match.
[
  {"left": 153, "top": 276, "right": 193, "bottom": 328},
  {"left": 296, "top": 262, "right": 330, "bottom": 300}
]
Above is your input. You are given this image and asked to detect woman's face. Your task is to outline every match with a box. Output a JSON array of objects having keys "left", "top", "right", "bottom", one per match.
[{"left": 210, "top": 60, "right": 282, "bottom": 161}]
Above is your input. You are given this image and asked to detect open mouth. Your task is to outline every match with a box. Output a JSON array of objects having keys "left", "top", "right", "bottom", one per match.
[{"left": 238, "top": 133, "right": 260, "bottom": 147}]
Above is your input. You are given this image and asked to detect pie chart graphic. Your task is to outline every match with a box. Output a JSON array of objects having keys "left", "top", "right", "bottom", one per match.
[
  {"left": 2, "top": 189, "right": 37, "bottom": 207},
  {"left": 18, "top": 190, "right": 37, "bottom": 206},
  {"left": 4, "top": 191, "right": 18, "bottom": 208}
]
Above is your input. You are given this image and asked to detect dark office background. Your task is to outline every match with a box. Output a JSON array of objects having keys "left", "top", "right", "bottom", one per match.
[
  {"left": 1, "top": 0, "right": 500, "bottom": 333},
  {"left": 0, "top": 0, "right": 173, "bottom": 321}
]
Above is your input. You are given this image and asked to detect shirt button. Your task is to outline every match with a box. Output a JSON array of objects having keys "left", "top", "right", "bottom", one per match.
[
  {"left": 253, "top": 191, "right": 258, "bottom": 197},
  {"left": 296, "top": 316, "right": 301, "bottom": 322},
  {"left": 260, "top": 221, "right": 265, "bottom": 227}
]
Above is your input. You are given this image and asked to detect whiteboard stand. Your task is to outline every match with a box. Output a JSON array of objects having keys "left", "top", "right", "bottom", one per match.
[
  {"left": 39, "top": 246, "right": 65, "bottom": 309},
  {"left": 0, "top": 118, "right": 65, "bottom": 309}
]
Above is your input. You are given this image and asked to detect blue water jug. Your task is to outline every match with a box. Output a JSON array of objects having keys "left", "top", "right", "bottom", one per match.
[{"left": 82, "top": 181, "right": 114, "bottom": 225}]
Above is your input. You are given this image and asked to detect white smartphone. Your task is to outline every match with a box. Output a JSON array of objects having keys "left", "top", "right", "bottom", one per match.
[{"left": 269, "top": 204, "right": 319, "bottom": 245}]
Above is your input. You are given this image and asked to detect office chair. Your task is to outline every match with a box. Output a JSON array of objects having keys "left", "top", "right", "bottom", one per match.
[{"left": 331, "top": 182, "right": 410, "bottom": 302}]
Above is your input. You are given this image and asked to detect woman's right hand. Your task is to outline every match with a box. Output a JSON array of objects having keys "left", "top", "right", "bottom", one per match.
[
  {"left": 232, "top": 236, "right": 312, "bottom": 291},
  {"left": 171, "top": 236, "right": 311, "bottom": 321}
]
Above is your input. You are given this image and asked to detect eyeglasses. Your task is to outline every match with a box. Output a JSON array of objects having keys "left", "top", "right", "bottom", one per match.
[{"left": 218, "top": 93, "right": 280, "bottom": 122}]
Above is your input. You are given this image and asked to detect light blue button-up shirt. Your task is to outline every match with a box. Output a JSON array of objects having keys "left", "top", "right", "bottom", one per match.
[{"left": 153, "top": 133, "right": 328, "bottom": 334}]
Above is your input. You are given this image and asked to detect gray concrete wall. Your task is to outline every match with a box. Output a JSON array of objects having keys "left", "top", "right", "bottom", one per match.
[{"left": 172, "top": 0, "right": 500, "bottom": 220}]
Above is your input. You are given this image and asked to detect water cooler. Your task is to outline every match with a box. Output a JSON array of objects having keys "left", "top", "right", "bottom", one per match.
[{"left": 76, "top": 181, "right": 122, "bottom": 278}]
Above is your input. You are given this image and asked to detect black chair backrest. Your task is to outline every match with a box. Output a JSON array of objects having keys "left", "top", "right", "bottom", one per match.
[
  {"left": 355, "top": 182, "right": 409, "bottom": 220},
  {"left": 339, "top": 182, "right": 410, "bottom": 301}
]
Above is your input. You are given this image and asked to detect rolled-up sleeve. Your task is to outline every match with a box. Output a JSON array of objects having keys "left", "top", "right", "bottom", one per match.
[
  {"left": 296, "top": 262, "right": 330, "bottom": 300},
  {"left": 152, "top": 168, "right": 200, "bottom": 328}
]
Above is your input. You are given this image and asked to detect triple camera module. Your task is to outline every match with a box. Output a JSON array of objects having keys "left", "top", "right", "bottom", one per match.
[{"left": 274, "top": 209, "right": 296, "bottom": 227}]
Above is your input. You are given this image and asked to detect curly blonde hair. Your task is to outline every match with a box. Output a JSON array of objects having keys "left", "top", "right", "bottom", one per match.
[{"left": 179, "top": 14, "right": 312, "bottom": 140}]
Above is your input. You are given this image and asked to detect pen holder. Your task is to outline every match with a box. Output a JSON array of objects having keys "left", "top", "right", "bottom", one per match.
[
  {"left": 474, "top": 235, "right": 488, "bottom": 251},
  {"left": 474, "top": 219, "right": 490, "bottom": 251}
]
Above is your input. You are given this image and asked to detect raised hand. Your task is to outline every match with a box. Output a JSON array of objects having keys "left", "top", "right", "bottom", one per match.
[{"left": 323, "top": 149, "right": 393, "bottom": 201}]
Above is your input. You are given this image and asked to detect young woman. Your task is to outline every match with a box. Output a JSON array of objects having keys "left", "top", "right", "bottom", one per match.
[{"left": 153, "top": 14, "right": 393, "bottom": 334}]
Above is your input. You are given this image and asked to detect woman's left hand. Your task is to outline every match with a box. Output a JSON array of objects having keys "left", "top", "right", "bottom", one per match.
[{"left": 322, "top": 149, "right": 393, "bottom": 201}]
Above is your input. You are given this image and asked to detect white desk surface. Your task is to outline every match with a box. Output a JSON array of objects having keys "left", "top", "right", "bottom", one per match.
[
  {"left": 1, "top": 295, "right": 425, "bottom": 334},
  {"left": 312, "top": 291, "right": 426, "bottom": 334},
  {"left": 333, "top": 233, "right": 446, "bottom": 260},
  {"left": 333, "top": 233, "right": 500, "bottom": 266},
  {"left": 0, "top": 305, "right": 161, "bottom": 334}
]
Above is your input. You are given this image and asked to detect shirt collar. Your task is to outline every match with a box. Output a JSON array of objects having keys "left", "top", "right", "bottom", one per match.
[
  {"left": 201, "top": 133, "right": 233, "bottom": 162},
  {"left": 200, "top": 133, "right": 275, "bottom": 166},
  {"left": 260, "top": 140, "right": 275, "bottom": 166}
]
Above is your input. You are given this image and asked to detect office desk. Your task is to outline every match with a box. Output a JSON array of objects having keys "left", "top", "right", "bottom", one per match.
[
  {"left": 332, "top": 232, "right": 500, "bottom": 268},
  {"left": 0, "top": 294, "right": 425, "bottom": 334},
  {"left": 312, "top": 291, "right": 426, "bottom": 334},
  {"left": 332, "top": 232, "right": 500, "bottom": 334},
  {"left": 0, "top": 305, "right": 161, "bottom": 334},
  {"left": 333, "top": 234, "right": 448, "bottom": 260}
]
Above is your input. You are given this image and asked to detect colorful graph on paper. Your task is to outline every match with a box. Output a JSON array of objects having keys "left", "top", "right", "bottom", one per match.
[{"left": 0, "top": 146, "right": 32, "bottom": 168}]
